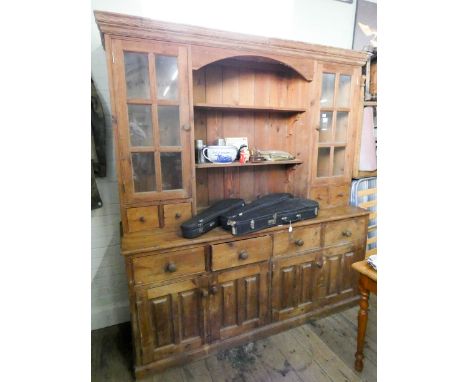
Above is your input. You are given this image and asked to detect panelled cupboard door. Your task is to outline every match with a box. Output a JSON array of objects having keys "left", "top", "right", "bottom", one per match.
[
  {"left": 134, "top": 277, "right": 208, "bottom": 365},
  {"left": 208, "top": 262, "right": 269, "bottom": 342},
  {"left": 319, "top": 244, "right": 363, "bottom": 304},
  {"left": 311, "top": 63, "right": 361, "bottom": 186},
  {"left": 271, "top": 251, "right": 324, "bottom": 321},
  {"left": 112, "top": 39, "right": 192, "bottom": 203}
]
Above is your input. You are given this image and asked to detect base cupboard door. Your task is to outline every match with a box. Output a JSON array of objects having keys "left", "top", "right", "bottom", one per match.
[
  {"left": 318, "top": 244, "right": 364, "bottom": 304},
  {"left": 271, "top": 251, "right": 324, "bottom": 321},
  {"left": 208, "top": 262, "right": 269, "bottom": 342},
  {"left": 134, "top": 277, "right": 208, "bottom": 364}
]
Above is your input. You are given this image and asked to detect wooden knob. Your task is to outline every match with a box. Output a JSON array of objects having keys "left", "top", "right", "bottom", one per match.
[
  {"left": 200, "top": 289, "right": 208, "bottom": 297},
  {"left": 238, "top": 250, "right": 248, "bottom": 260},
  {"left": 315, "top": 259, "right": 323, "bottom": 268},
  {"left": 182, "top": 124, "right": 190, "bottom": 131},
  {"left": 165, "top": 262, "right": 177, "bottom": 273},
  {"left": 342, "top": 230, "right": 352, "bottom": 237},
  {"left": 295, "top": 239, "right": 304, "bottom": 247},
  {"left": 210, "top": 285, "right": 218, "bottom": 295},
  {"left": 175, "top": 212, "right": 182, "bottom": 219},
  {"left": 139, "top": 216, "right": 146, "bottom": 223}
]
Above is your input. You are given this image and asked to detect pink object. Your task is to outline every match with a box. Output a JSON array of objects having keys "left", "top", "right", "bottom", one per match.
[{"left": 359, "top": 107, "right": 377, "bottom": 171}]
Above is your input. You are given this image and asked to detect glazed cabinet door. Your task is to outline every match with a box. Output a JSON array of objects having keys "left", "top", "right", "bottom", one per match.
[
  {"left": 271, "top": 251, "right": 324, "bottom": 321},
  {"left": 208, "top": 262, "right": 270, "bottom": 342},
  {"left": 111, "top": 39, "right": 192, "bottom": 204},
  {"left": 318, "top": 244, "right": 364, "bottom": 304},
  {"left": 311, "top": 63, "right": 361, "bottom": 186},
  {"left": 134, "top": 277, "right": 208, "bottom": 364}
]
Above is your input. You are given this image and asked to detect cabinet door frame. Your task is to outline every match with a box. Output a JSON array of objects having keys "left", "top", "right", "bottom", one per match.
[
  {"left": 112, "top": 38, "right": 192, "bottom": 204},
  {"left": 134, "top": 275, "right": 209, "bottom": 364},
  {"left": 271, "top": 250, "right": 323, "bottom": 321},
  {"left": 310, "top": 62, "right": 362, "bottom": 187},
  {"left": 208, "top": 262, "right": 270, "bottom": 342},
  {"left": 320, "top": 244, "right": 365, "bottom": 305}
]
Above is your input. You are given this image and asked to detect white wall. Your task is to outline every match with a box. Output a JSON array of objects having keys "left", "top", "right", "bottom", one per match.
[{"left": 91, "top": 0, "right": 358, "bottom": 330}]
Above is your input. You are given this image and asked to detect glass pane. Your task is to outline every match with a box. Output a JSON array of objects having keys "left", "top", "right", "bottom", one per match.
[
  {"left": 333, "top": 147, "right": 346, "bottom": 176},
  {"left": 317, "top": 147, "right": 331, "bottom": 177},
  {"left": 318, "top": 111, "right": 333, "bottom": 142},
  {"left": 161, "top": 152, "right": 182, "bottom": 190},
  {"left": 128, "top": 104, "right": 153, "bottom": 147},
  {"left": 124, "top": 52, "right": 150, "bottom": 99},
  {"left": 335, "top": 112, "right": 348, "bottom": 143},
  {"left": 156, "top": 55, "right": 179, "bottom": 100},
  {"left": 337, "top": 75, "right": 351, "bottom": 107},
  {"left": 131, "top": 152, "right": 156, "bottom": 192},
  {"left": 320, "top": 73, "right": 335, "bottom": 107},
  {"left": 158, "top": 105, "right": 181, "bottom": 146}
]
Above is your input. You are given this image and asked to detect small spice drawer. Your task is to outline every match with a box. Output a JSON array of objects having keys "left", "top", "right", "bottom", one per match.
[
  {"left": 132, "top": 247, "right": 206, "bottom": 285},
  {"left": 127, "top": 206, "right": 160, "bottom": 233},
  {"left": 329, "top": 185, "right": 350, "bottom": 208},
  {"left": 211, "top": 236, "right": 272, "bottom": 271},
  {"left": 163, "top": 202, "right": 192, "bottom": 229},
  {"left": 273, "top": 225, "right": 321, "bottom": 257},
  {"left": 310, "top": 186, "right": 329, "bottom": 207},
  {"left": 323, "top": 218, "right": 366, "bottom": 247}
]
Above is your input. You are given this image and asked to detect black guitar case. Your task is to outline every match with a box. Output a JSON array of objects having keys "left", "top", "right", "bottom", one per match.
[
  {"left": 219, "top": 193, "right": 293, "bottom": 230},
  {"left": 180, "top": 198, "right": 245, "bottom": 239},
  {"left": 225, "top": 198, "right": 319, "bottom": 236}
]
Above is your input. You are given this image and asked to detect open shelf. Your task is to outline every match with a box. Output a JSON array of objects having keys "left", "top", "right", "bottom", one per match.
[
  {"left": 194, "top": 103, "right": 306, "bottom": 113},
  {"left": 196, "top": 159, "right": 302, "bottom": 169}
]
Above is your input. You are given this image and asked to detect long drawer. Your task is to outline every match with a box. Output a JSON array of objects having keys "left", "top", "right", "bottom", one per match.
[
  {"left": 133, "top": 247, "right": 206, "bottom": 285},
  {"left": 323, "top": 218, "right": 366, "bottom": 247},
  {"left": 211, "top": 236, "right": 272, "bottom": 271},
  {"left": 273, "top": 225, "right": 321, "bottom": 257}
]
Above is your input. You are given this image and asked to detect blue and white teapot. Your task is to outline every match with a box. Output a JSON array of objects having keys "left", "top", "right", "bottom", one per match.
[{"left": 202, "top": 145, "right": 238, "bottom": 164}]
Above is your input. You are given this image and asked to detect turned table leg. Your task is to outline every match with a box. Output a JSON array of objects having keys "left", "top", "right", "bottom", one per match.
[{"left": 355, "top": 276, "right": 370, "bottom": 372}]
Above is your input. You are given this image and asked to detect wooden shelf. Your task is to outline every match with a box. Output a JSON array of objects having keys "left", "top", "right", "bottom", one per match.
[
  {"left": 194, "top": 103, "right": 306, "bottom": 113},
  {"left": 196, "top": 159, "right": 302, "bottom": 169}
]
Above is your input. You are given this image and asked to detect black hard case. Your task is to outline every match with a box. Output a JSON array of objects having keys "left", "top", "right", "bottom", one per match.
[
  {"left": 219, "top": 193, "right": 293, "bottom": 229},
  {"left": 180, "top": 199, "right": 245, "bottom": 239},
  {"left": 225, "top": 198, "right": 319, "bottom": 236}
]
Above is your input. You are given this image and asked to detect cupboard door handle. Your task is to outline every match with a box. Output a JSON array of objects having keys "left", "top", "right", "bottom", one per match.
[
  {"left": 175, "top": 212, "right": 182, "bottom": 219},
  {"left": 238, "top": 250, "right": 248, "bottom": 260},
  {"left": 210, "top": 285, "right": 218, "bottom": 295},
  {"left": 200, "top": 288, "right": 208, "bottom": 298},
  {"left": 182, "top": 124, "right": 190, "bottom": 131},
  {"left": 165, "top": 262, "right": 177, "bottom": 273},
  {"left": 315, "top": 259, "right": 323, "bottom": 268},
  {"left": 337, "top": 193, "right": 344, "bottom": 197},
  {"left": 139, "top": 216, "right": 146, "bottom": 223},
  {"left": 295, "top": 239, "right": 304, "bottom": 247},
  {"left": 342, "top": 230, "right": 352, "bottom": 237}
]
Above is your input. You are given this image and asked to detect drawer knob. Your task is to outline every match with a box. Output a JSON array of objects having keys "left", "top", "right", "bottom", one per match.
[
  {"left": 175, "top": 212, "right": 182, "bottom": 219},
  {"left": 200, "top": 288, "right": 208, "bottom": 298},
  {"left": 165, "top": 262, "right": 177, "bottom": 273},
  {"left": 139, "top": 216, "right": 146, "bottom": 223},
  {"left": 342, "top": 230, "right": 352, "bottom": 237},
  {"left": 295, "top": 239, "right": 304, "bottom": 247},
  {"left": 315, "top": 259, "right": 323, "bottom": 268},
  {"left": 210, "top": 285, "right": 218, "bottom": 295},
  {"left": 238, "top": 250, "right": 249, "bottom": 260}
]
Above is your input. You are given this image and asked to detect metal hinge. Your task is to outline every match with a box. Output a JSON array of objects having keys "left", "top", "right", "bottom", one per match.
[{"left": 112, "top": 51, "right": 115, "bottom": 63}]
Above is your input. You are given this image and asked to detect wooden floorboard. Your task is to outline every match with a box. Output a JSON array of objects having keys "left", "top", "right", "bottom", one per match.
[{"left": 91, "top": 296, "right": 377, "bottom": 382}]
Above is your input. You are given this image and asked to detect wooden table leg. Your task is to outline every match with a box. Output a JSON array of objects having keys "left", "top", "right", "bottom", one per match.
[{"left": 355, "top": 276, "right": 370, "bottom": 372}]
